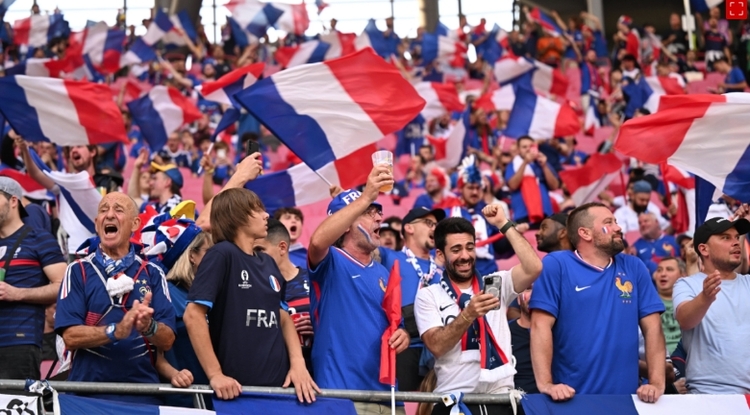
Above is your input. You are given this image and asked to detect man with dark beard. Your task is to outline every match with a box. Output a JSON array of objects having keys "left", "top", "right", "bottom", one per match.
[
  {"left": 614, "top": 180, "right": 669, "bottom": 234},
  {"left": 530, "top": 202, "right": 666, "bottom": 403},
  {"left": 415, "top": 206, "right": 542, "bottom": 415},
  {"left": 673, "top": 210, "right": 750, "bottom": 394},
  {"left": 535, "top": 213, "right": 572, "bottom": 253}
]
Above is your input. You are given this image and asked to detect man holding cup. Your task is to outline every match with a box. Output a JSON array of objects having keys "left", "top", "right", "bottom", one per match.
[{"left": 308, "top": 163, "right": 410, "bottom": 415}]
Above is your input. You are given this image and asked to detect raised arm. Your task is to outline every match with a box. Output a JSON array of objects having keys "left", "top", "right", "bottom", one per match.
[
  {"left": 196, "top": 153, "right": 263, "bottom": 230},
  {"left": 13, "top": 134, "right": 56, "bottom": 190},
  {"left": 308, "top": 165, "right": 392, "bottom": 267},
  {"left": 675, "top": 271, "right": 720, "bottom": 330},
  {"left": 128, "top": 148, "right": 148, "bottom": 202}
]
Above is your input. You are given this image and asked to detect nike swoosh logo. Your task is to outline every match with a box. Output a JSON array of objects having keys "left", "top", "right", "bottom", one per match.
[
  {"left": 439, "top": 304, "right": 452, "bottom": 311},
  {"left": 351, "top": 275, "right": 361, "bottom": 279},
  {"left": 575, "top": 285, "right": 591, "bottom": 292},
  {"left": 639, "top": 249, "right": 649, "bottom": 254}
]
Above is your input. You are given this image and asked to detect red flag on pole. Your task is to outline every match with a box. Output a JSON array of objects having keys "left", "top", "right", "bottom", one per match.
[{"left": 379, "top": 260, "right": 402, "bottom": 386}]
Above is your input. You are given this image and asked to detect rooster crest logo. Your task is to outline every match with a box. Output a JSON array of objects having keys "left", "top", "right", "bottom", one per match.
[{"left": 615, "top": 276, "right": 633, "bottom": 298}]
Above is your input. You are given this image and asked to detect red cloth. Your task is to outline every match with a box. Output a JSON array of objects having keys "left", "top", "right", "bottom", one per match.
[
  {"left": 520, "top": 176, "right": 544, "bottom": 224},
  {"left": 379, "top": 261, "right": 402, "bottom": 386}
]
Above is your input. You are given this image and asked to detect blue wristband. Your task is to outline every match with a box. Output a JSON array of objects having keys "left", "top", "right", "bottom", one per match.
[{"left": 105, "top": 323, "right": 118, "bottom": 343}]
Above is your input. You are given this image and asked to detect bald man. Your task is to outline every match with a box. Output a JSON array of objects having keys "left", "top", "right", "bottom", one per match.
[{"left": 55, "top": 192, "right": 176, "bottom": 404}]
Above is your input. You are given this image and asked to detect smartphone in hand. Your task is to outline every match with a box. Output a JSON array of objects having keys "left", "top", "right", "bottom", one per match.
[
  {"left": 483, "top": 275, "right": 502, "bottom": 310},
  {"left": 245, "top": 140, "right": 260, "bottom": 157}
]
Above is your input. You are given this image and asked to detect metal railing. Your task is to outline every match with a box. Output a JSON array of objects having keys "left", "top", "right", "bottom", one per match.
[{"left": 0, "top": 380, "right": 515, "bottom": 405}]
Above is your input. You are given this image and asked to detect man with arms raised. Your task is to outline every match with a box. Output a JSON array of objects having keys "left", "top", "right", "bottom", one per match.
[
  {"left": 530, "top": 202, "right": 666, "bottom": 403},
  {"left": 307, "top": 166, "right": 410, "bottom": 415},
  {"left": 415, "top": 205, "right": 542, "bottom": 415}
]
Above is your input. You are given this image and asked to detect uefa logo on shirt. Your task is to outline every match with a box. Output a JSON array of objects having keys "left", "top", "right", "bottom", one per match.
[
  {"left": 269, "top": 275, "right": 281, "bottom": 292},
  {"left": 238, "top": 270, "right": 252, "bottom": 289}
]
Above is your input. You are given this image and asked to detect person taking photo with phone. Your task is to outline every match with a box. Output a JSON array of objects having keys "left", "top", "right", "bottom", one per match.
[{"left": 414, "top": 204, "right": 542, "bottom": 415}]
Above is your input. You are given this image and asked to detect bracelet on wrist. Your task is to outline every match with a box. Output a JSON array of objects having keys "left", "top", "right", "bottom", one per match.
[
  {"left": 460, "top": 313, "right": 472, "bottom": 323},
  {"left": 140, "top": 319, "right": 158, "bottom": 338}
]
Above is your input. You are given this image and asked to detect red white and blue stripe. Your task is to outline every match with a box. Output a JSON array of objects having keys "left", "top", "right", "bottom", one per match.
[
  {"left": 226, "top": 0, "right": 309, "bottom": 41},
  {"left": 0, "top": 166, "right": 53, "bottom": 201},
  {"left": 235, "top": 48, "right": 425, "bottom": 187},
  {"left": 161, "top": 10, "right": 198, "bottom": 47},
  {"left": 12, "top": 14, "right": 69, "bottom": 47},
  {"left": 527, "top": 7, "right": 564, "bottom": 36},
  {"left": 120, "top": 38, "right": 158, "bottom": 66},
  {"left": 354, "top": 19, "right": 397, "bottom": 59},
  {"left": 474, "top": 23, "right": 510, "bottom": 64},
  {"left": 4, "top": 58, "right": 66, "bottom": 77},
  {"left": 421, "top": 22, "right": 467, "bottom": 67},
  {"left": 559, "top": 153, "right": 624, "bottom": 205},
  {"left": 494, "top": 57, "right": 568, "bottom": 96},
  {"left": 126, "top": 86, "right": 203, "bottom": 151},
  {"left": 275, "top": 40, "right": 331, "bottom": 68},
  {"left": 474, "top": 84, "right": 516, "bottom": 113},
  {"left": 0, "top": 0, "right": 17, "bottom": 16},
  {"left": 615, "top": 93, "right": 750, "bottom": 201},
  {"left": 319, "top": 31, "right": 357, "bottom": 60},
  {"left": 414, "top": 82, "right": 464, "bottom": 120},
  {"left": 0, "top": 75, "right": 128, "bottom": 146},
  {"left": 504, "top": 73, "right": 580, "bottom": 139},
  {"left": 197, "top": 63, "right": 265, "bottom": 106},
  {"left": 71, "top": 21, "right": 125, "bottom": 74},
  {"left": 142, "top": 9, "right": 175, "bottom": 46}
]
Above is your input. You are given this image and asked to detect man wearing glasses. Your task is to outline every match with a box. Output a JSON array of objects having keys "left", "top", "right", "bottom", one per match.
[{"left": 380, "top": 207, "right": 446, "bottom": 391}]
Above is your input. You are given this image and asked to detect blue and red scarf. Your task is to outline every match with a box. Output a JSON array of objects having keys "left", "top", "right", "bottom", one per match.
[{"left": 440, "top": 272, "right": 508, "bottom": 370}]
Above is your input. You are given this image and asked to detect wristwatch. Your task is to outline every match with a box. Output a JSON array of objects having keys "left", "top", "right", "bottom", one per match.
[
  {"left": 499, "top": 221, "right": 517, "bottom": 235},
  {"left": 105, "top": 323, "right": 118, "bottom": 343}
]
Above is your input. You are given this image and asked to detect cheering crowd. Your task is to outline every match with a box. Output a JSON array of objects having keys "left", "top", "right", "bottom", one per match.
[{"left": 0, "top": 2, "right": 749, "bottom": 415}]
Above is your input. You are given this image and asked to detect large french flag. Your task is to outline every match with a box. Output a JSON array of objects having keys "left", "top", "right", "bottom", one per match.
[
  {"left": 275, "top": 40, "right": 330, "bottom": 68},
  {"left": 690, "top": 0, "right": 724, "bottom": 13},
  {"left": 559, "top": 153, "right": 624, "bottom": 205},
  {"left": 643, "top": 75, "right": 686, "bottom": 111},
  {"left": 162, "top": 10, "right": 198, "bottom": 46},
  {"left": 527, "top": 7, "right": 563, "bottom": 36},
  {"left": 474, "top": 84, "right": 516, "bottom": 113},
  {"left": 522, "top": 394, "right": 750, "bottom": 415},
  {"left": 4, "top": 58, "right": 67, "bottom": 77},
  {"left": 272, "top": 1, "right": 310, "bottom": 36},
  {"left": 614, "top": 93, "right": 750, "bottom": 201},
  {"left": 422, "top": 23, "right": 467, "bottom": 67},
  {"left": 235, "top": 48, "right": 425, "bottom": 187},
  {"left": 504, "top": 74, "right": 580, "bottom": 139},
  {"left": 71, "top": 21, "right": 125, "bottom": 74},
  {"left": 197, "top": 63, "right": 265, "bottom": 106},
  {"left": 13, "top": 14, "right": 68, "bottom": 47},
  {"left": 414, "top": 82, "right": 464, "bottom": 120},
  {"left": 0, "top": 76, "right": 128, "bottom": 146},
  {"left": 127, "top": 86, "right": 203, "bottom": 151}
]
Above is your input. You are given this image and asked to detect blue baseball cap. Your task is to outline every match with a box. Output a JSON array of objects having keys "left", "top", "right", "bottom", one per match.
[
  {"left": 327, "top": 189, "right": 383, "bottom": 216},
  {"left": 151, "top": 162, "right": 184, "bottom": 189}
]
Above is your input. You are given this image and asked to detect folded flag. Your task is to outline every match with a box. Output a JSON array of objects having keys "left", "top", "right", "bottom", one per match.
[
  {"left": 504, "top": 74, "right": 580, "bottom": 139},
  {"left": 521, "top": 393, "right": 750, "bottom": 415},
  {"left": 690, "top": 0, "right": 724, "bottom": 13},
  {"left": 246, "top": 145, "right": 375, "bottom": 212},
  {"left": 474, "top": 84, "right": 515, "bottom": 113},
  {"left": 0, "top": 75, "right": 128, "bottom": 146},
  {"left": 380, "top": 261, "right": 402, "bottom": 386},
  {"left": 275, "top": 40, "right": 330, "bottom": 68},
  {"left": 13, "top": 14, "right": 69, "bottom": 47},
  {"left": 235, "top": 48, "right": 425, "bottom": 183},
  {"left": 427, "top": 108, "right": 469, "bottom": 170},
  {"left": 162, "top": 10, "right": 198, "bottom": 46},
  {"left": 559, "top": 153, "right": 624, "bottom": 206},
  {"left": 127, "top": 85, "right": 203, "bottom": 151},
  {"left": 213, "top": 392, "right": 356, "bottom": 415},
  {"left": 354, "top": 19, "right": 398, "bottom": 59},
  {"left": 614, "top": 93, "right": 750, "bottom": 202},
  {"left": 318, "top": 31, "right": 357, "bottom": 60},
  {"left": 526, "top": 7, "right": 563, "bottom": 36},
  {"left": 57, "top": 393, "right": 215, "bottom": 415},
  {"left": 414, "top": 82, "right": 464, "bottom": 120},
  {"left": 197, "top": 63, "right": 265, "bottom": 106}
]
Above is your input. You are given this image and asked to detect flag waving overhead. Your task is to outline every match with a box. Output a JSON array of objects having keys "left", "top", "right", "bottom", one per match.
[
  {"left": 414, "top": 82, "right": 464, "bottom": 120},
  {"left": 235, "top": 48, "right": 425, "bottom": 183},
  {"left": 614, "top": 93, "right": 750, "bottom": 202},
  {"left": 127, "top": 85, "right": 203, "bottom": 151},
  {"left": 197, "top": 63, "right": 265, "bottom": 106},
  {"left": 275, "top": 40, "right": 330, "bottom": 68},
  {"left": 504, "top": 74, "right": 579, "bottom": 139},
  {"left": 0, "top": 76, "right": 128, "bottom": 146},
  {"left": 380, "top": 261, "right": 402, "bottom": 386},
  {"left": 559, "top": 153, "right": 624, "bottom": 205}
]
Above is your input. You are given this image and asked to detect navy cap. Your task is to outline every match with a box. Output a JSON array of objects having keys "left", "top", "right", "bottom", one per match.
[
  {"left": 632, "top": 180, "right": 652, "bottom": 194},
  {"left": 327, "top": 189, "right": 382, "bottom": 216}
]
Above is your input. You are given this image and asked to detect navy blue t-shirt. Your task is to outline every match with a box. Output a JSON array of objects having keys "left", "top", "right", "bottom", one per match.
[
  {"left": 0, "top": 225, "right": 64, "bottom": 348},
  {"left": 704, "top": 31, "right": 727, "bottom": 52},
  {"left": 22, "top": 203, "right": 52, "bottom": 234},
  {"left": 188, "top": 241, "right": 289, "bottom": 387},
  {"left": 725, "top": 67, "right": 746, "bottom": 92},
  {"left": 55, "top": 252, "right": 176, "bottom": 384},
  {"left": 285, "top": 268, "right": 310, "bottom": 315}
]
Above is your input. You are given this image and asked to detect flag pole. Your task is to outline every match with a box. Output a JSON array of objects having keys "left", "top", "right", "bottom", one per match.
[
  {"left": 196, "top": 142, "right": 214, "bottom": 175},
  {"left": 391, "top": 385, "right": 396, "bottom": 415},
  {"left": 312, "top": 170, "right": 334, "bottom": 187}
]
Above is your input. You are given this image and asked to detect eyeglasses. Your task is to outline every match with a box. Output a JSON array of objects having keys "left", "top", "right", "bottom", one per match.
[
  {"left": 364, "top": 206, "right": 383, "bottom": 218},
  {"left": 413, "top": 219, "right": 437, "bottom": 229}
]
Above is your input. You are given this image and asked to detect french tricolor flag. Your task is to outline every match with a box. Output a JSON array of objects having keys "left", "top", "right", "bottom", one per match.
[
  {"left": 414, "top": 82, "right": 464, "bottom": 120},
  {"left": 662, "top": 163, "right": 696, "bottom": 190},
  {"left": 226, "top": 0, "right": 309, "bottom": 40},
  {"left": 474, "top": 84, "right": 515, "bottom": 113},
  {"left": 120, "top": 38, "right": 158, "bottom": 67},
  {"left": 319, "top": 31, "right": 357, "bottom": 60},
  {"left": 162, "top": 10, "right": 198, "bottom": 47},
  {"left": 474, "top": 23, "right": 510, "bottom": 64},
  {"left": 127, "top": 86, "right": 203, "bottom": 151},
  {"left": 584, "top": 91, "right": 601, "bottom": 135},
  {"left": 235, "top": 48, "right": 425, "bottom": 189},
  {"left": 421, "top": 23, "right": 467, "bottom": 67},
  {"left": 559, "top": 153, "right": 625, "bottom": 206},
  {"left": 354, "top": 19, "right": 396, "bottom": 59},
  {"left": 315, "top": 0, "right": 329, "bottom": 14},
  {"left": 527, "top": 7, "right": 563, "bottom": 36},
  {"left": 197, "top": 63, "right": 265, "bottom": 106},
  {"left": 71, "top": 21, "right": 125, "bottom": 75},
  {"left": 13, "top": 14, "right": 68, "bottom": 47},
  {"left": 427, "top": 109, "right": 469, "bottom": 170},
  {"left": 643, "top": 75, "right": 686, "bottom": 111},
  {"left": 504, "top": 74, "right": 580, "bottom": 139},
  {"left": 615, "top": 93, "right": 750, "bottom": 201},
  {"left": 275, "top": 40, "right": 330, "bottom": 68},
  {"left": 142, "top": 9, "right": 175, "bottom": 46},
  {"left": 0, "top": 75, "right": 128, "bottom": 146},
  {"left": 494, "top": 57, "right": 568, "bottom": 96},
  {"left": 0, "top": 167, "right": 53, "bottom": 201},
  {"left": 4, "top": 58, "right": 67, "bottom": 78},
  {"left": 0, "top": 0, "right": 17, "bottom": 16}
]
